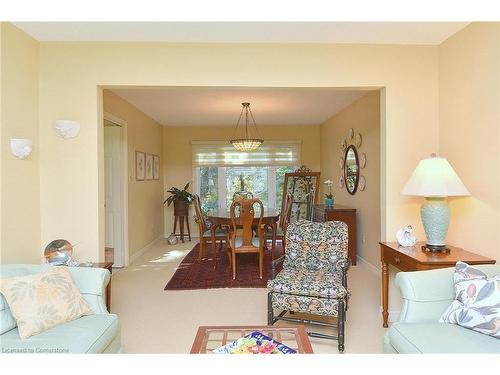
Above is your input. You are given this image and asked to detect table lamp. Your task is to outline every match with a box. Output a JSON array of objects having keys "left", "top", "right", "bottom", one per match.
[{"left": 401, "top": 154, "right": 470, "bottom": 252}]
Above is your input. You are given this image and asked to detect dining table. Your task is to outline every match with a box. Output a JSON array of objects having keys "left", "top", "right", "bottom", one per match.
[{"left": 206, "top": 208, "right": 280, "bottom": 266}]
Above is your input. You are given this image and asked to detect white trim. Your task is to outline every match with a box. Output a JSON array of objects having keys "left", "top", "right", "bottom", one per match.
[
  {"left": 128, "top": 236, "right": 163, "bottom": 265},
  {"left": 379, "top": 306, "right": 401, "bottom": 323},
  {"left": 356, "top": 255, "right": 381, "bottom": 278},
  {"left": 103, "top": 112, "right": 129, "bottom": 267}
]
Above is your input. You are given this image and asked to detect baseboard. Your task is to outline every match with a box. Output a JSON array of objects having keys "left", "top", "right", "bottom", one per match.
[
  {"left": 356, "top": 255, "right": 381, "bottom": 278},
  {"left": 379, "top": 306, "right": 401, "bottom": 323},
  {"left": 129, "top": 236, "right": 163, "bottom": 264}
]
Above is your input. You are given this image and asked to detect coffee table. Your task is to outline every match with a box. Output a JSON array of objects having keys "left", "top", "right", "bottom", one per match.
[{"left": 190, "top": 325, "right": 314, "bottom": 354}]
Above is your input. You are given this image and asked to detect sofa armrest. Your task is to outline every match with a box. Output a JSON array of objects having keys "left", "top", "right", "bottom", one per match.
[
  {"left": 67, "top": 267, "right": 110, "bottom": 314},
  {"left": 395, "top": 267, "right": 456, "bottom": 323}
]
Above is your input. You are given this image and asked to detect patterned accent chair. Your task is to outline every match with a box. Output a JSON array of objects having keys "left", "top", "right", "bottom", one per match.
[{"left": 267, "top": 220, "right": 350, "bottom": 352}]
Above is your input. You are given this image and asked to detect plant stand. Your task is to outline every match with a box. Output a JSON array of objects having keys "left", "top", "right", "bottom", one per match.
[
  {"left": 172, "top": 215, "right": 191, "bottom": 243},
  {"left": 171, "top": 200, "right": 191, "bottom": 243}
]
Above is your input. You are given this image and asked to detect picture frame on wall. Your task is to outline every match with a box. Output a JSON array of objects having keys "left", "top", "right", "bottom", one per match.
[
  {"left": 136, "top": 151, "right": 145, "bottom": 181},
  {"left": 145, "top": 154, "right": 153, "bottom": 180},
  {"left": 153, "top": 155, "right": 160, "bottom": 180}
]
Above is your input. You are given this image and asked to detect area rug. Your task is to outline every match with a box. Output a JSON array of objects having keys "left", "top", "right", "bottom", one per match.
[{"left": 164, "top": 243, "right": 283, "bottom": 290}]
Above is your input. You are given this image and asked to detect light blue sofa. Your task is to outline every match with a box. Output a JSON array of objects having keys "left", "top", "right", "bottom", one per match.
[
  {"left": 0, "top": 264, "right": 122, "bottom": 353},
  {"left": 384, "top": 264, "right": 500, "bottom": 353}
]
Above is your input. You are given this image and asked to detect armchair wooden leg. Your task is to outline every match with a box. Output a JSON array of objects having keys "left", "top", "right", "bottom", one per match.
[
  {"left": 267, "top": 292, "right": 275, "bottom": 325},
  {"left": 338, "top": 299, "right": 345, "bottom": 353},
  {"left": 259, "top": 250, "right": 263, "bottom": 279},
  {"left": 231, "top": 251, "right": 236, "bottom": 280}
]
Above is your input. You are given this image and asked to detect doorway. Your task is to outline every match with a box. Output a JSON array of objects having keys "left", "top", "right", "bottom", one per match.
[{"left": 103, "top": 113, "right": 129, "bottom": 267}]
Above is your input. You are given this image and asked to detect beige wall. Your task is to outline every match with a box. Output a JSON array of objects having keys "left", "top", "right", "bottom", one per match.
[
  {"left": 320, "top": 91, "right": 381, "bottom": 267},
  {"left": 36, "top": 41, "right": 439, "bottom": 261},
  {"left": 163, "top": 124, "right": 320, "bottom": 236},
  {"left": 439, "top": 23, "right": 500, "bottom": 261},
  {"left": 103, "top": 90, "right": 164, "bottom": 259},
  {"left": 0, "top": 23, "right": 40, "bottom": 263}
]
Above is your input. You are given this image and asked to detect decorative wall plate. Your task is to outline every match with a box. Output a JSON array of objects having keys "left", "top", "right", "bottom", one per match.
[
  {"left": 338, "top": 157, "right": 344, "bottom": 169},
  {"left": 360, "top": 152, "right": 367, "bottom": 168},
  {"left": 348, "top": 128, "right": 354, "bottom": 139},
  {"left": 338, "top": 176, "right": 345, "bottom": 189},
  {"left": 355, "top": 133, "right": 362, "bottom": 147},
  {"left": 341, "top": 139, "right": 347, "bottom": 151},
  {"left": 359, "top": 175, "right": 366, "bottom": 191}
]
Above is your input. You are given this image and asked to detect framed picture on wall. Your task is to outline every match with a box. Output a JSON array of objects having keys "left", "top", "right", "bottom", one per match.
[
  {"left": 136, "top": 151, "right": 145, "bottom": 181},
  {"left": 145, "top": 153, "right": 153, "bottom": 180},
  {"left": 153, "top": 155, "right": 160, "bottom": 180}
]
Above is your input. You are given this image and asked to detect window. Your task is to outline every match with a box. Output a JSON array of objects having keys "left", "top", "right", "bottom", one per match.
[
  {"left": 192, "top": 141, "right": 300, "bottom": 214},
  {"left": 195, "top": 166, "right": 295, "bottom": 215}
]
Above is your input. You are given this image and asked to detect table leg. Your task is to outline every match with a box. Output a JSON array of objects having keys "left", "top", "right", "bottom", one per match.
[
  {"left": 106, "top": 266, "right": 112, "bottom": 312},
  {"left": 211, "top": 227, "right": 217, "bottom": 268},
  {"left": 382, "top": 260, "right": 389, "bottom": 327},
  {"left": 271, "top": 222, "right": 277, "bottom": 261}
]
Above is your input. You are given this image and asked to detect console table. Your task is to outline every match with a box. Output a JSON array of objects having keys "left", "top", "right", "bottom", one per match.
[
  {"left": 312, "top": 204, "right": 357, "bottom": 265},
  {"left": 380, "top": 241, "right": 495, "bottom": 327}
]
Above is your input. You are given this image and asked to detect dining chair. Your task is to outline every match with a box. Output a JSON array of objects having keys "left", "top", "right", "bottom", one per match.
[
  {"left": 264, "top": 193, "right": 293, "bottom": 260},
  {"left": 227, "top": 198, "right": 265, "bottom": 280},
  {"left": 192, "top": 194, "right": 228, "bottom": 262}
]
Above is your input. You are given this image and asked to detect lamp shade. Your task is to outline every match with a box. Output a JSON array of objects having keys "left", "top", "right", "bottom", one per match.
[{"left": 401, "top": 155, "right": 470, "bottom": 197}]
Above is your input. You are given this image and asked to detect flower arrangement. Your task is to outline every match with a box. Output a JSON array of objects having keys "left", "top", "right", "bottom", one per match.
[{"left": 324, "top": 179, "right": 334, "bottom": 199}]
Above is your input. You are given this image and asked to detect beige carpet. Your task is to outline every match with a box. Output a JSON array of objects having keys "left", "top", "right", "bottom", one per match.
[{"left": 111, "top": 239, "right": 387, "bottom": 353}]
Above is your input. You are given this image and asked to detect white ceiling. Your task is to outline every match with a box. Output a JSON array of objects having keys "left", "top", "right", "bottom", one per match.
[
  {"left": 14, "top": 22, "right": 469, "bottom": 44},
  {"left": 111, "top": 87, "right": 370, "bottom": 126}
]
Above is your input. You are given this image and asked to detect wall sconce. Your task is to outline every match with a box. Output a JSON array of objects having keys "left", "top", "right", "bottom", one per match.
[
  {"left": 10, "top": 138, "right": 33, "bottom": 159},
  {"left": 54, "top": 120, "right": 80, "bottom": 139}
]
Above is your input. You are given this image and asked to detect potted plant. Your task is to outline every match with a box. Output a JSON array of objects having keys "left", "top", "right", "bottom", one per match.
[
  {"left": 163, "top": 182, "right": 194, "bottom": 216},
  {"left": 324, "top": 179, "right": 334, "bottom": 208}
]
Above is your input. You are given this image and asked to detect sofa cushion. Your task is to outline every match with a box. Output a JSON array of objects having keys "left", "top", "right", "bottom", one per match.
[
  {"left": 0, "top": 314, "right": 120, "bottom": 353},
  {"left": 388, "top": 322, "right": 500, "bottom": 353},
  {"left": 0, "top": 294, "right": 17, "bottom": 335},
  {"left": 439, "top": 261, "right": 500, "bottom": 338},
  {"left": 0, "top": 266, "right": 93, "bottom": 338}
]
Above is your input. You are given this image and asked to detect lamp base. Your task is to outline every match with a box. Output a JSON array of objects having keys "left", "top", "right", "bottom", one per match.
[
  {"left": 421, "top": 244, "right": 450, "bottom": 253},
  {"left": 421, "top": 197, "right": 450, "bottom": 250}
]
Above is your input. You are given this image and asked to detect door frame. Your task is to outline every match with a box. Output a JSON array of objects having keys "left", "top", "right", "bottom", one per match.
[{"left": 103, "top": 111, "right": 129, "bottom": 267}]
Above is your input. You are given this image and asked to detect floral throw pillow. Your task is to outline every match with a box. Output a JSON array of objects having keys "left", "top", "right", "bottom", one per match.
[
  {"left": 0, "top": 266, "right": 93, "bottom": 339},
  {"left": 439, "top": 261, "right": 500, "bottom": 338}
]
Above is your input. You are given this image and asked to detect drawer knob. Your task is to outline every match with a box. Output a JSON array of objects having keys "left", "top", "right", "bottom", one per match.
[{"left": 394, "top": 257, "right": 401, "bottom": 264}]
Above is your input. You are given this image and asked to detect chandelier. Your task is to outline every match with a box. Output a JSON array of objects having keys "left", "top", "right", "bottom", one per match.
[{"left": 230, "top": 102, "right": 264, "bottom": 152}]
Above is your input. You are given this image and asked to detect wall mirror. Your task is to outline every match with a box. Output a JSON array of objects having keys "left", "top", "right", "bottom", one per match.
[
  {"left": 344, "top": 145, "right": 360, "bottom": 195},
  {"left": 282, "top": 167, "right": 320, "bottom": 221}
]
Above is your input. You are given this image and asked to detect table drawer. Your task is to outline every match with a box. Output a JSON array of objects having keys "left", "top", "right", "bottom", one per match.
[{"left": 383, "top": 248, "right": 415, "bottom": 271}]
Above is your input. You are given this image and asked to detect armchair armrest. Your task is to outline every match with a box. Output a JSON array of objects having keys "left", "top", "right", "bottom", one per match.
[
  {"left": 395, "top": 267, "right": 456, "bottom": 323},
  {"left": 271, "top": 255, "right": 285, "bottom": 280},
  {"left": 67, "top": 267, "right": 110, "bottom": 314}
]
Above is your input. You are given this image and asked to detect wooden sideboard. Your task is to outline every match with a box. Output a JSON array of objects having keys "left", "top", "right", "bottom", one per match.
[{"left": 312, "top": 204, "right": 357, "bottom": 265}]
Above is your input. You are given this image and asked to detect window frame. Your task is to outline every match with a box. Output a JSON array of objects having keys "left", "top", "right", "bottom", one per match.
[{"left": 194, "top": 165, "right": 292, "bottom": 216}]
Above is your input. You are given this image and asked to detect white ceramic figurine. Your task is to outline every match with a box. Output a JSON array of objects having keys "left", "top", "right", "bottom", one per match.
[{"left": 396, "top": 225, "right": 417, "bottom": 247}]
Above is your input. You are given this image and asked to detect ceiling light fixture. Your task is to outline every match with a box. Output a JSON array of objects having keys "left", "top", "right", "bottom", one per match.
[{"left": 230, "top": 102, "right": 264, "bottom": 152}]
